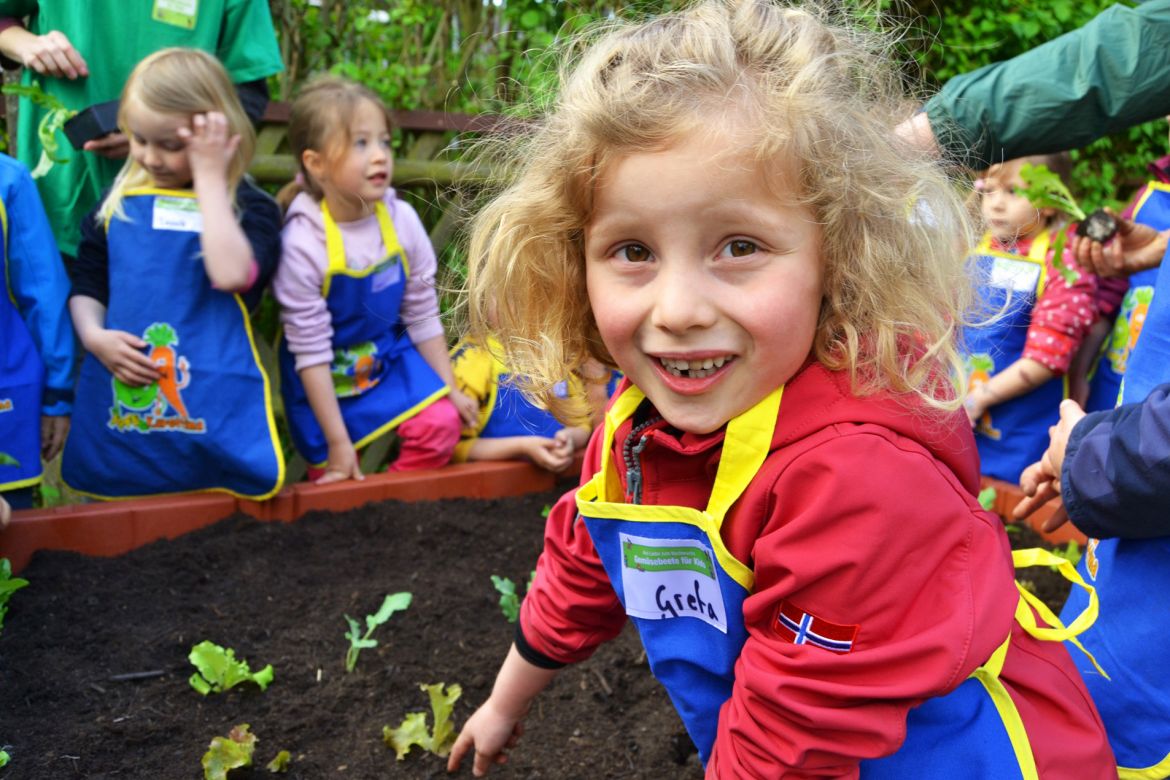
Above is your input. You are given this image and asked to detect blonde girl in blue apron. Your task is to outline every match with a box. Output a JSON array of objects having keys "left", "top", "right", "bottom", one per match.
[
  {"left": 446, "top": 2, "right": 1115, "bottom": 776},
  {"left": 62, "top": 48, "right": 283, "bottom": 500},
  {"left": 273, "top": 76, "right": 473, "bottom": 483},
  {"left": 963, "top": 155, "right": 1098, "bottom": 484}
]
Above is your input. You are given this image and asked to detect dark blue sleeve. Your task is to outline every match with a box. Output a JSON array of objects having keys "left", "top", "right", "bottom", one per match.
[
  {"left": 1061, "top": 382, "right": 1170, "bottom": 538},
  {"left": 236, "top": 179, "right": 282, "bottom": 311}
]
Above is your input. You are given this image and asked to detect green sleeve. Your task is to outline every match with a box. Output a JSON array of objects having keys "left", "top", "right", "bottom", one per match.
[
  {"left": 924, "top": 0, "right": 1170, "bottom": 168},
  {"left": 218, "top": 0, "right": 283, "bottom": 83}
]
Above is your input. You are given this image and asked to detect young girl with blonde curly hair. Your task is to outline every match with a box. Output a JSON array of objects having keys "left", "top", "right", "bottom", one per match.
[{"left": 447, "top": 1, "right": 1114, "bottom": 776}]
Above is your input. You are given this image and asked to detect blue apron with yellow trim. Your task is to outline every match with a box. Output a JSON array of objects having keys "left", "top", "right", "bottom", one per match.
[
  {"left": 963, "top": 233, "right": 1065, "bottom": 483},
  {"left": 0, "top": 198, "right": 44, "bottom": 491},
  {"left": 61, "top": 189, "right": 284, "bottom": 500},
  {"left": 278, "top": 200, "right": 447, "bottom": 466},
  {"left": 578, "top": 385, "right": 1075, "bottom": 775},
  {"left": 1085, "top": 183, "right": 1170, "bottom": 413},
  {"left": 1061, "top": 242, "right": 1170, "bottom": 778}
]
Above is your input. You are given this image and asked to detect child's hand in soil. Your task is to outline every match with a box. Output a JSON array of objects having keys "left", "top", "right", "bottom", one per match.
[
  {"left": 523, "top": 437, "right": 573, "bottom": 473},
  {"left": 1073, "top": 212, "right": 1170, "bottom": 278},
  {"left": 318, "top": 440, "right": 364, "bottom": 484},
  {"left": 86, "top": 328, "right": 160, "bottom": 386},
  {"left": 447, "top": 700, "right": 525, "bottom": 776}
]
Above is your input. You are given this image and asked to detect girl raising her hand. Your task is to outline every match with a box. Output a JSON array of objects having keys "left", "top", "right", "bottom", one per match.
[
  {"left": 274, "top": 76, "right": 473, "bottom": 482},
  {"left": 63, "top": 47, "right": 283, "bottom": 500}
]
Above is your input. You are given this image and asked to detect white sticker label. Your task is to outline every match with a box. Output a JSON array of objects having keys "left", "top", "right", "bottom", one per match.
[
  {"left": 619, "top": 532, "right": 728, "bottom": 633},
  {"left": 370, "top": 256, "right": 403, "bottom": 292},
  {"left": 153, "top": 0, "right": 197, "bottom": 29},
  {"left": 989, "top": 256, "right": 1041, "bottom": 293},
  {"left": 152, "top": 197, "right": 203, "bottom": 233}
]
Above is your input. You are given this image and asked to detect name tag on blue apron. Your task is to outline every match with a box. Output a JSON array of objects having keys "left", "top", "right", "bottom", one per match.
[
  {"left": 370, "top": 255, "right": 404, "bottom": 292},
  {"left": 989, "top": 256, "right": 1041, "bottom": 292},
  {"left": 152, "top": 197, "right": 203, "bottom": 232},
  {"left": 619, "top": 532, "right": 728, "bottom": 633}
]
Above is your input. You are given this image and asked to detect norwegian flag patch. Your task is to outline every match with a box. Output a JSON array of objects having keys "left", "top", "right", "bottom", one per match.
[{"left": 774, "top": 601, "right": 859, "bottom": 654}]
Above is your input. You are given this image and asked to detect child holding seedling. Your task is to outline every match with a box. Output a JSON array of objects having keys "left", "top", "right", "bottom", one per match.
[
  {"left": 273, "top": 76, "right": 473, "bottom": 482},
  {"left": 61, "top": 48, "right": 284, "bottom": 500},
  {"left": 0, "top": 152, "right": 73, "bottom": 509},
  {"left": 449, "top": 337, "right": 606, "bottom": 473},
  {"left": 446, "top": 2, "right": 1114, "bottom": 776},
  {"left": 962, "top": 154, "right": 1099, "bottom": 483}
]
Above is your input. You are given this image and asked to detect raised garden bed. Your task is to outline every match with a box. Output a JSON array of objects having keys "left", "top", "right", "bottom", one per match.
[{"left": 0, "top": 470, "right": 1083, "bottom": 778}]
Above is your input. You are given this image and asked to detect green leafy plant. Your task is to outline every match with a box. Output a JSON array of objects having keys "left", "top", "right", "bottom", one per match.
[
  {"left": 1050, "top": 539, "right": 1082, "bottom": 568},
  {"left": 0, "top": 747, "right": 10, "bottom": 767},
  {"left": 0, "top": 83, "right": 78, "bottom": 177},
  {"left": 1017, "top": 162, "right": 1112, "bottom": 285},
  {"left": 188, "top": 641, "right": 274, "bottom": 695},
  {"left": 0, "top": 558, "right": 29, "bottom": 635},
  {"left": 490, "top": 570, "right": 536, "bottom": 623},
  {"left": 202, "top": 723, "right": 256, "bottom": 780},
  {"left": 266, "top": 750, "right": 292, "bottom": 773},
  {"left": 344, "top": 592, "right": 411, "bottom": 672},
  {"left": 383, "top": 682, "right": 462, "bottom": 760},
  {"left": 977, "top": 486, "right": 997, "bottom": 512}
]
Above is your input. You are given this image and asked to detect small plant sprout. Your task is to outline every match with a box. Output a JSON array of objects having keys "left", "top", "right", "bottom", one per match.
[
  {"left": 0, "top": 558, "right": 30, "bottom": 636},
  {"left": 188, "top": 641, "right": 274, "bottom": 695},
  {"left": 0, "top": 746, "right": 10, "bottom": 767},
  {"left": 977, "top": 486, "right": 997, "bottom": 512},
  {"left": 383, "top": 682, "right": 462, "bottom": 760},
  {"left": 201, "top": 723, "right": 256, "bottom": 780},
  {"left": 1017, "top": 162, "right": 1116, "bottom": 284},
  {"left": 266, "top": 750, "right": 292, "bottom": 773},
  {"left": 344, "top": 592, "right": 411, "bottom": 672},
  {"left": 490, "top": 570, "right": 537, "bottom": 623}
]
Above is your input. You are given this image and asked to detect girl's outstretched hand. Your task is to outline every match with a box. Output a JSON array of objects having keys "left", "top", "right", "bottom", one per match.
[
  {"left": 179, "top": 112, "right": 240, "bottom": 184},
  {"left": 87, "top": 329, "right": 160, "bottom": 387},
  {"left": 523, "top": 437, "right": 573, "bottom": 473},
  {"left": 447, "top": 701, "right": 525, "bottom": 776},
  {"left": 318, "top": 440, "right": 364, "bottom": 485}
]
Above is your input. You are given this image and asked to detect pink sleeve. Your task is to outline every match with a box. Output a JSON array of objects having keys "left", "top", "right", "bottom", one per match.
[
  {"left": 392, "top": 199, "right": 446, "bottom": 345},
  {"left": 1022, "top": 240, "right": 1098, "bottom": 374},
  {"left": 708, "top": 431, "right": 1017, "bottom": 776},
  {"left": 272, "top": 219, "right": 334, "bottom": 371}
]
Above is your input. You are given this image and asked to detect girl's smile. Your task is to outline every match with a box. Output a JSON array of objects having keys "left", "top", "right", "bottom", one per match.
[{"left": 585, "top": 125, "right": 824, "bottom": 434}]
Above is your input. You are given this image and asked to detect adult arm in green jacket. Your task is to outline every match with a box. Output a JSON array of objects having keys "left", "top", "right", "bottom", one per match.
[{"left": 919, "top": 0, "right": 1170, "bottom": 168}]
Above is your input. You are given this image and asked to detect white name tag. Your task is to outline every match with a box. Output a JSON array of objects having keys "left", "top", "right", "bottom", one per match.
[
  {"left": 619, "top": 532, "right": 728, "bottom": 633},
  {"left": 153, "top": 0, "right": 197, "bottom": 29},
  {"left": 989, "top": 256, "right": 1041, "bottom": 293},
  {"left": 370, "top": 257, "right": 403, "bottom": 292},
  {"left": 152, "top": 197, "right": 203, "bottom": 233}
]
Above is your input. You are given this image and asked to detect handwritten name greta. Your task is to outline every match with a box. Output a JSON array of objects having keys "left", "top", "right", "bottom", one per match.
[
  {"left": 656, "top": 579, "right": 720, "bottom": 622},
  {"left": 108, "top": 408, "right": 207, "bottom": 434}
]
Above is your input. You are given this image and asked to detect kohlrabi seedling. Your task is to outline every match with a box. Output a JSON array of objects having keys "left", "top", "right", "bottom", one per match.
[
  {"left": 1017, "top": 162, "right": 1116, "bottom": 284},
  {"left": 188, "top": 641, "right": 274, "bottom": 695},
  {"left": 490, "top": 570, "right": 536, "bottom": 623},
  {"left": 344, "top": 592, "right": 411, "bottom": 672}
]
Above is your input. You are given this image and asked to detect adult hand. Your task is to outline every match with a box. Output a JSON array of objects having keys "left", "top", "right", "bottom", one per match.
[
  {"left": 318, "top": 440, "right": 364, "bottom": 485},
  {"left": 9, "top": 29, "right": 88, "bottom": 79},
  {"left": 83, "top": 132, "right": 129, "bottom": 160},
  {"left": 41, "top": 415, "right": 70, "bottom": 461},
  {"left": 178, "top": 113, "right": 239, "bottom": 184},
  {"left": 87, "top": 329, "right": 160, "bottom": 386},
  {"left": 1073, "top": 212, "right": 1169, "bottom": 278}
]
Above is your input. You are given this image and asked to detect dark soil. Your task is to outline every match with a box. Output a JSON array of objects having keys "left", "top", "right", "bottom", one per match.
[{"left": 0, "top": 490, "right": 1078, "bottom": 780}]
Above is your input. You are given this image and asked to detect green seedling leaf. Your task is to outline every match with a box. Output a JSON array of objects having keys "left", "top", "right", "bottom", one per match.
[
  {"left": 541, "top": 504, "right": 552, "bottom": 518},
  {"left": 977, "top": 486, "right": 997, "bottom": 512},
  {"left": 0, "top": 558, "right": 30, "bottom": 635},
  {"left": 490, "top": 574, "right": 519, "bottom": 622},
  {"left": 344, "top": 592, "right": 411, "bottom": 672},
  {"left": 383, "top": 682, "right": 462, "bottom": 760},
  {"left": 188, "top": 641, "right": 274, "bottom": 695},
  {"left": 1050, "top": 539, "right": 1082, "bottom": 568},
  {"left": 0, "top": 748, "right": 9, "bottom": 767},
  {"left": 202, "top": 723, "right": 256, "bottom": 780},
  {"left": 266, "top": 749, "right": 291, "bottom": 773},
  {"left": 1016, "top": 163, "right": 1083, "bottom": 285},
  {"left": 1, "top": 84, "right": 78, "bottom": 177}
]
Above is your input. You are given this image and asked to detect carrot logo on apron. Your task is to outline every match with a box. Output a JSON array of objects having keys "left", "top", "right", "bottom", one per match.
[
  {"left": 967, "top": 352, "right": 1003, "bottom": 440},
  {"left": 108, "top": 322, "right": 207, "bottom": 434}
]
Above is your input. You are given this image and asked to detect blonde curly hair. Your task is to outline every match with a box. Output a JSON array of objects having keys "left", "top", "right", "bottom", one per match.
[{"left": 465, "top": 0, "right": 976, "bottom": 419}]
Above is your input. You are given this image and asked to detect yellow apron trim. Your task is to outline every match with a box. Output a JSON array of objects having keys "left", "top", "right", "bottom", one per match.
[
  {"left": 320, "top": 200, "right": 407, "bottom": 299},
  {"left": 578, "top": 384, "right": 784, "bottom": 592},
  {"left": 0, "top": 474, "right": 42, "bottom": 492},
  {"left": 1118, "top": 752, "right": 1170, "bottom": 780},
  {"left": 308, "top": 383, "right": 451, "bottom": 469},
  {"left": 1, "top": 197, "right": 14, "bottom": 306},
  {"left": 1011, "top": 547, "right": 1108, "bottom": 678},
  {"left": 1130, "top": 180, "right": 1170, "bottom": 222},
  {"left": 969, "top": 624, "right": 1039, "bottom": 780}
]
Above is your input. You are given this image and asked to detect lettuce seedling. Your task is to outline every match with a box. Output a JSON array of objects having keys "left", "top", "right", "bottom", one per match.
[
  {"left": 383, "top": 682, "right": 462, "bottom": 760},
  {"left": 1017, "top": 163, "right": 1115, "bottom": 285},
  {"left": 188, "top": 641, "right": 274, "bottom": 695},
  {"left": 0, "top": 747, "right": 10, "bottom": 767},
  {"left": 0, "top": 84, "right": 77, "bottom": 177},
  {"left": 344, "top": 592, "right": 411, "bottom": 672},
  {"left": 266, "top": 750, "right": 291, "bottom": 773},
  {"left": 202, "top": 723, "right": 256, "bottom": 780},
  {"left": 0, "top": 558, "right": 29, "bottom": 636},
  {"left": 491, "top": 570, "right": 536, "bottom": 623}
]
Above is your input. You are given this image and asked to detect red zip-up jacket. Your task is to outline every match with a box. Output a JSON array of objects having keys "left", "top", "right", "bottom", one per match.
[{"left": 518, "top": 360, "right": 1113, "bottom": 778}]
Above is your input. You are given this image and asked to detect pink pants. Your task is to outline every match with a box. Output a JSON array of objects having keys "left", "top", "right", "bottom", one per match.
[{"left": 307, "top": 397, "right": 462, "bottom": 480}]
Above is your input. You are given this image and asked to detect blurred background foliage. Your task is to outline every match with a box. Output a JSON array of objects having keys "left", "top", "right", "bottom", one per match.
[{"left": 267, "top": 0, "right": 1155, "bottom": 209}]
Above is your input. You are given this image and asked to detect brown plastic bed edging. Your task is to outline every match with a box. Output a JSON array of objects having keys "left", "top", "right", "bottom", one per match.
[
  {"left": 0, "top": 461, "right": 563, "bottom": 574},
  {"left": 980, "top": 476, "right": 1086, "bottom": 547}
]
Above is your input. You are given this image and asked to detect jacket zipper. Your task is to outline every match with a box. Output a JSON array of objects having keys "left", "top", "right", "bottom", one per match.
[{"left": 623, "top": 416, "right": 660, "bottom": 505}]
